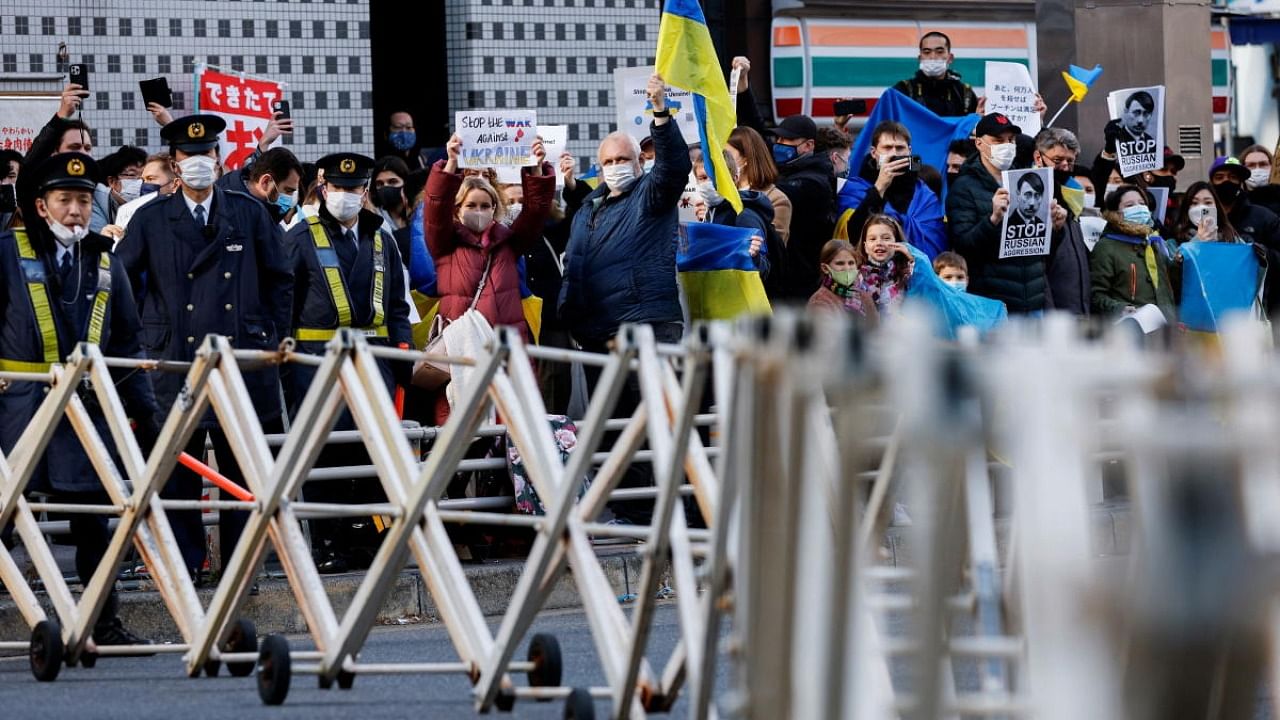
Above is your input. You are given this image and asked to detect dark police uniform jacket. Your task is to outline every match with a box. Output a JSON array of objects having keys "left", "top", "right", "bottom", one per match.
[
  {"left": 283, "top": 205, "right": 411, "bottom": 420},
  {"left": 0, "top": 228, "right": 158, "bottom": 493},
  {"left": 116, "top": 186, "right": 293, "bottom": 425}
]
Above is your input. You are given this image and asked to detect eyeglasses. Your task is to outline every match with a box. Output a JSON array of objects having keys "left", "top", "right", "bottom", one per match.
[{"left": 1042, "top": 155, "right": 1076, "bottom": 170}]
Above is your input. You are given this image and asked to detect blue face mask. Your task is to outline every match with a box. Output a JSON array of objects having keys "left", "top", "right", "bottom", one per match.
[
  {"left": 139, "top": 182, "right": 161, "bottom": 196},
  {"left": 274, "top": 191, "right": 296, "bottom": 216},
  {"left": 1122, "top": 204, "right": 1153, "bottom": 228},
  {"left": 772, "top": 142, "right": 799, "bottom": 165},
  {"left": 389, "top": 131, "right": 416, "bottom": 152}
]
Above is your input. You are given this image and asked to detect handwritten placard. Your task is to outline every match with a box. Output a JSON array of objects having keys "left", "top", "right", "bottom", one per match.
[
  {"left": 455, "top": 110, "right": 538, "bottom": 169},
  {"left": 984, "top": 62, "right": 1040, "bottom": 137}
]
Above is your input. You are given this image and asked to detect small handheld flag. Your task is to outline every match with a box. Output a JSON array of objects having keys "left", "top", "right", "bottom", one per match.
[{"left": 1047, "top": 63, "right": 1104, "bottom": 128}]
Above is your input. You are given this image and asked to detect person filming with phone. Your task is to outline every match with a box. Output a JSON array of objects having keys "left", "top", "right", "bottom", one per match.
[{"left": 834, "top": 121, "right": 946, "bottom": 260}]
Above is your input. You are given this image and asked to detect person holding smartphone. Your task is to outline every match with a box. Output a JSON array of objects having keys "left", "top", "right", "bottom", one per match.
[{"left": 1172, "top": 182, "right": 1237, "bottom": 245}]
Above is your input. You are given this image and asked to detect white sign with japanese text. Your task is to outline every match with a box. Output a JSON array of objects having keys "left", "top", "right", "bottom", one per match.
[
  {"left": 984, "top": 62, "right": 1040, "bottom": 137},
  {"left": 0, "top": 96, "right": 61, "bottom": 156}
]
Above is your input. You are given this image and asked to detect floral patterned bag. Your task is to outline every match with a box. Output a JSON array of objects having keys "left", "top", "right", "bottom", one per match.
[{"left": 506, "top": 415, "right": 586, "bottom": 515}]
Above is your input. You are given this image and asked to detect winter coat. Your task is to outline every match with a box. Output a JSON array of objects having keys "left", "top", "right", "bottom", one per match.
[
  {"left": 946, "top": 152, "right": 1049, "bottom": 314},
  {"left": 891, "top": 70, "right": 979, "bottom": 117},
  {"left": 763, "top": 185, "right": 792, "bottom": 246},
  {"left": 425, "top": 159, "right": 555, "bottom": 335},
  {"left": 1089, "top": 212, "right": 1179, "bottom": 321},
  {"left": 558, "top": 119, "right": 691, "bottom": 344},
  {"left": 775, "top": 151, "right": 836, "bottom": 299},
  {"left": 807, "top": 285, "right": 880, "bottom": 327},
  {"left": 1046, "top": 213, "right": 1092, "bottom": 318},
  {"left": 837, "top": 154, "right": 947, "bottom": 260}
]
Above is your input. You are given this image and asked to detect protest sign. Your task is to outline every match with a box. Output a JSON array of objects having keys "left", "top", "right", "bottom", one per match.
[
  {"left": 677, "top": 172, "right": 701, "bottom": 224},
  {"left": 0, "top": 96, "right": 63, "bottom": 155},
  {"left": 495, "top": 124, "right": 567, "bottom": 187},
  {"left": 455, "top": 110, "right": 537, "bottom": 169},
  {"left": 1079, "top": 215, "right": 1107, "bottom": 252},
  {"left": 999, "top": 167, "right": 1053, "bottom": 259},
  {"left": 984, "top": 62, "right": 1041, "bottom": 137},
  {"left": 196, "top": 66, "right": 286, "bottom": 170},
  {"left": 1108, "top": 85, "right": 1164, "bottom": 177},
  {"left": 613, "top": 65, "right": 700, "bottom": 145},
  {"left": 1147, "top": 186, "right": 1170, "bottom": 224}
]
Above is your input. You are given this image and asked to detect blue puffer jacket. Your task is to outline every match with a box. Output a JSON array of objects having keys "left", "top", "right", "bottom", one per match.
[{"left": 558, "top": 119, "right": 691, "bottom": 343}]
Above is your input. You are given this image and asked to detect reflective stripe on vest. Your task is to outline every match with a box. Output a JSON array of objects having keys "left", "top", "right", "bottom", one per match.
[
  {"left": 298, "top": 215, "right": 385, "bottom": 340},
  {"left": 14, "top": 230, "right": 59, "bottom": 366}
]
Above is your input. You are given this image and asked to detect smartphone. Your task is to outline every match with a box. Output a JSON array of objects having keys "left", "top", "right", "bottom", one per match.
[
  {"left": 69, "top": 63, "right": 89, "bottom": 90},
  {"left": 0, "top": 185, "right": 15, "bottom": 214},
  {"left": 272, "top": 100, "right": 291, "bottom": 120},
  {"left": 890, "top": 155, "right": 923, "bottom": 172},
  {"left": 832, "top": 99, "right": 867, "bottom": 116},
  {"left": 139, "top": 77, "right": 172, "bottom": 108}
]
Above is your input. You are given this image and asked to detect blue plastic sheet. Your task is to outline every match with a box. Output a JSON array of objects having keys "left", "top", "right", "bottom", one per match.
[
  {"left": 1178, "top": 242, "right": 1260, "bottom": 333},
  {"left": 903, "top": 245, "right": 1008, "bottom": 339}
]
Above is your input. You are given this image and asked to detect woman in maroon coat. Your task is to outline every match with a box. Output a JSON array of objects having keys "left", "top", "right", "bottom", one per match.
[{"left": 424, "top": 134, "right": 554, "bottom": 421}]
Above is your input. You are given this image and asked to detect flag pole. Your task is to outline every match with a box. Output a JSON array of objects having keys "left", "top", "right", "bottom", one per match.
[{"left": 1045, "top": 98, "right": 1073, "bottom": 128}]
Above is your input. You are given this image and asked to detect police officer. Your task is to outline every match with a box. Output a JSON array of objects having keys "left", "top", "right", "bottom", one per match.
[
  {"left": 117, "top": 115, "right": 294, "bottom": 581},
  {"left": 284, "top": 152, "right": 411, "bottom": 572},
  {"left": 891, "top": 31, "right": 979, "bottom": 117},
  {"left": 0, "top": 152, "right": 158, "bottom": 646}
]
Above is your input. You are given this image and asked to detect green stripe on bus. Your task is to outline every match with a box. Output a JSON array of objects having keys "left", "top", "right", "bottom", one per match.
[
  {"left": 775, "top": 57, "right": 804, "bottom": 87},
  {"left": 1212, "top": 59, "right": 1229, "bottom": 86},
  {"left": 810, "top": 57, "right": 1028, "bottom": 88}
]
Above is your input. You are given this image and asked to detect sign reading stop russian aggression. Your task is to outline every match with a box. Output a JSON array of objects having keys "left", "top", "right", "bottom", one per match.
[
  {"left": 1108, "top": 85, "right": 1165, "bottom": 178},
  {"left": 196, "top": 66, "right": 285, "bottom": 170},
  {"left": 999, "top": 167, "right": 1053, "bottom": 259},
  {"left": 455, "top": 111, "right": 538, "bottom": 169}
]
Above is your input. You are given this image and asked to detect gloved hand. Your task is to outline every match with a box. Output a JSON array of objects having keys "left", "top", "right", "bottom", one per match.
[
  {"left": 1103, "top": 119, "right": 1123, "bottom": 156},
  {"left": 133, "top": 414, "right": 162, "bottom": 456}
]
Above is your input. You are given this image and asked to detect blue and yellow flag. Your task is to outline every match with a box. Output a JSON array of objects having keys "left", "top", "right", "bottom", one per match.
[
  {"left": 657, "top": 0, "right": 742, "bottom": 212},
  {"left": 1062, "top": 64, "right": 1103, "bottom": 103},
  {"left": 1060, "top": 176, "right": 1086, "bottom": 218},
  {"left": 1179, "top": 242, "right": 1261, "bottom": 333},
  {"left": 677, "top": 223, "right": 771, "bottom": 320}
]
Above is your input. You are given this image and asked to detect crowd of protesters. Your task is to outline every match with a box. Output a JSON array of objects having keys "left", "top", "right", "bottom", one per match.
[{"left": 0, "top": 28, "right": 1275, "bottom": 645}]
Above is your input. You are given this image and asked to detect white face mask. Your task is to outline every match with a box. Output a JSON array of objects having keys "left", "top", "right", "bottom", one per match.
[
  {"left": 1250, "top": 168, "right": 1271, "bottom": 188},
  {"left": 178, "top": 154, "right": 218, "bottom": 190},
  {"left": 642, "top": 159, "right": 655, "bottom": 172},
  {"left": 502, "top": 202, "right": 522, "bottom": 226},
  {"left": 461, "top": 209, "right": 494, "bottom": 233},
  {"left": 48, "top": 218, "right": 88, "bottom": 247},
  {"left": 325, "top": 189, "right": 364, "bottom": 222},
  {"left": 919, "top": 59, "right": 948, "bottom": 78},
  {"left": 878, "top": 153, "right": 896, "bottom": 168},
  {"left": 119, "top": 178, "right": 143, "bottom": 202},
  {"left": 1082, "top": 192, "right": 1096, "bottom": 209},
  {"left": 942, "top": 278, "right": 968, "bottom": 292},
  {"left": 602, "top": 163, "right": 638, "bottom": 192},
  {"left": 1104, "top": 184, "right": 1121, "bottom": 204},
  {"left": 697, "top": 180, "right": 723, "bottom": 207},
  {"left": 986, "top": 142, "right": 1017, "bottom": 172},
  {"left": 1188, "top": 204, "right": 1217, "bottom": 229}
]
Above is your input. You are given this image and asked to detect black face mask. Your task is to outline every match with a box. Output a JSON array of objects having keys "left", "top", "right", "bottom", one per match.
[
  {"left": 946, "top": 171, "right": 960, "bottom": 186},
  {"left": 1214, "top": 180, "right": 1243, "bottom": 205},
  {"left": 1052, "top": 168, "right": 1072, "bottom": 187},
  {"left": 374, "top": 185, "right": 405, "bottom": 211},
  {"left": 1149, "top": 174, "right": 1177, "bottom": 190}
]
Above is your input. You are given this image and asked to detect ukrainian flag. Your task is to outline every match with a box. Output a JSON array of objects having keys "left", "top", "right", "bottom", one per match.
[
  {"left": 677, "top": 223, "right": 771, "bottom": 320},
  {"left": 657, "top": 0, "right": 742, "bottom": 213},
  {"left": 1062, "top": 64, "right": 1103, "bottom": 103}
]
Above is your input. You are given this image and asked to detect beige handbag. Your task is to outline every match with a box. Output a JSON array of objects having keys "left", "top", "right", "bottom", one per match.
[{"left": 411, "top": 256, "right": 491, "bottom": 390}]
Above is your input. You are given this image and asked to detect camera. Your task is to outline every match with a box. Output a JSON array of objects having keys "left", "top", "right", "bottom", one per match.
[{"left": 890, "top": 155, "right": 922, "bottom": 173}]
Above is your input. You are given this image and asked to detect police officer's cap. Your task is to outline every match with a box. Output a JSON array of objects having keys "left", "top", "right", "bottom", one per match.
[
  {"left": 161, "top": 114, "right": 226, "bottom": 154},
  {"left": 317, "top": 152, "right": 375, "bottom": 188},
  {"left": 33, "top": 152, "right": 99, "bottom": 195}
]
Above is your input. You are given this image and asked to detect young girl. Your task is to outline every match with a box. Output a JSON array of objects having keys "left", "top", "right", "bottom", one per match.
[
  {"left": 809, "top": 239, "right": 876, "bottom": 322},
  {"left": 853, "top": 214, "right": 915, "bottom": 319}
]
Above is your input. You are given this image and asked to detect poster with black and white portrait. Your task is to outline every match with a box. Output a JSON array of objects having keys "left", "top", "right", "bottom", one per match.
[
  {"left": 1108, "top": 85, "right": 1165, "bottom": 177},
  {"left": 999, "top": 167, "right": 1053, "bottom": 259}
]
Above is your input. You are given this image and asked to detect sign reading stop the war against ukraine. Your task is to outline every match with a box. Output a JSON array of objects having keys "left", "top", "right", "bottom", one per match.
[
  {"left": 196, "top": 66, "right": 286, "bottom": 170},
  {"left": 455, "top": 111, "right": 538, "bottom": 169}
]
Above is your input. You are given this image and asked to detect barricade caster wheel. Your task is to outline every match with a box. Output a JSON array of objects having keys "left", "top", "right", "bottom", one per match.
[
  {"left": 203, "top": 660, "right": 221, "bottom": 677},
  {"left": 318, "top": 674, "right": 333, "bottom": 690},
  {"left": 79, "top": 650, "right": 97, "bottom": 669},
  {"left": 495, "top": 686, "right": 516, "bottom": 712},
  {"left": 337, "top": 669, "right": 355, "bottom": 689},
  {"left": 226, "top": 618, "right": 258, "bottom": 677},
  {"left": 564, "top": 687, "right": 595, "bottom": 719},
  {"left": 30, "top": 620, "right": 63, "bottom": 682},
  {"left": 528, "top": 632, "right": 563, "bottom": 698},
  {"left": 257, "top": 634, "right": 292, "bottom": 705}
]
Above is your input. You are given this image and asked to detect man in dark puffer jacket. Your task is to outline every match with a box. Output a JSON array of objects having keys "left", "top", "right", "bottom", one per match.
[{"left": 948, "top": 113, "right": 1051, "bottom": 314}]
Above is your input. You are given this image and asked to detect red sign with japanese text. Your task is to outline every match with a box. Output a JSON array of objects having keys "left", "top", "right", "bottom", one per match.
[{"left": 196, "top": 67, "right": 285, "bottom": 170}]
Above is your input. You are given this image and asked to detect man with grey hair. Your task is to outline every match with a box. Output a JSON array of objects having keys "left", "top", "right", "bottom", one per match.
[
  {"left": 1033, "top": 127, "right": 1090, "bottom": 317},
  {"left": 558, "top": 73, "right": 691, "bottom": 526}
]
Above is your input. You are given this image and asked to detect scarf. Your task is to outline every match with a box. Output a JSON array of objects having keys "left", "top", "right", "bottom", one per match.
[
  {"left": 855, "top": 258, "right": 907, "bottom": 316},
  {"left": 822, "top": 273, "right": 868, "bottom": 315}
]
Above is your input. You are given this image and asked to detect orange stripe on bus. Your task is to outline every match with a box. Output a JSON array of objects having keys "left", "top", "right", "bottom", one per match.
[
  {"left": 1211, "top": 29, "right": 1228, "bottom": 50},
  {"left": 930, "top": 27, "right": 1028, "bottom": 49},
  {"left": 807, "top": 25, "right": 919, "bottom": 47},
  {"left": 773, "top": 25, "right": 801, "bottom": 47}
]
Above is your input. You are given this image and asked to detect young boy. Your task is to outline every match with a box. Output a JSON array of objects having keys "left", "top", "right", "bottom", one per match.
[{"left": 933, "top": 251, "right": 968, "bottom": 292}]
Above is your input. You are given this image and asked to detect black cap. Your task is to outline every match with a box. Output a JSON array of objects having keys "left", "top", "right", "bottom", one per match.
[
  {"left": 161, "top": 114, "right": 226, "bottom": 153},
  {"left": 975, "top": 112, "right": 1021, "bottom": 138},
  {"left": 640, "top": 135, "right": 654, "bottom": 149},
  {"left": 317, "top": 152, "right": 375, "bottom": 188},
  {"left": 33, "top": 152, "right": 99, "bottom": 194},
  {"left": 1163, "top": 146, "right": 1185, "bottom": 173},
  {"left": 773, "top": 114, "right": 818, "bottom": 141}
]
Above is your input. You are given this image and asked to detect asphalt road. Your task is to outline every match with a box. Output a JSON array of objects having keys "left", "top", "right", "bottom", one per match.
[{"left": 0, "top": 604, "right": 729, "bottom": 719}]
